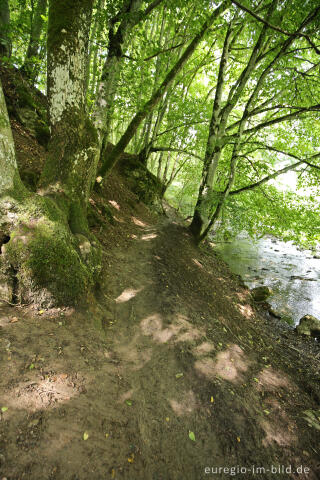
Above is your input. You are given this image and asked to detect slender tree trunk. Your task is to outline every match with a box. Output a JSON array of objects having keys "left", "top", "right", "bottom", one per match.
[
  {"left": 85, "top": 0, "right": 104, "bottom": 95},
  {"left": 22, "top": 0, "right": 47, "bottom": 82},
  {"left": 93, "top": 0, "right": 143, "bottom": 144},
  {"left": 190, "top": 3, "right": 275, "bottom": 240},
  {"left": 0, "top": 0, "right": 11, "bottom": 57},
  {"left": 99, "top": 0, "right": 230, "bottom": 177}
]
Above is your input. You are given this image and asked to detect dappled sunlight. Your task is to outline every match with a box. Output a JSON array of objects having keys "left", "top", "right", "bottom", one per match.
[
  {"left": 114, "top": 333, "right": 152, "bottom": 370},
  {"left": 113, "top": 215, "right": 124, "bottom": 223},
  {"left": 195, "top": 344, "right": 249, "bottom": 383},
  {"left": 140, "top": 313, "right": 205, "bottom": 344},
  {"left": 237, "top": 303, "right": 255, "bottom": 319},
  {"left": 2, "top": 375, "right": 78, "bottom": 412},
  {"left": 192, "top": 258, "right": 204, "bottom": 269},
  {"left": 169, "top": 390, "right": 197, "bottom": 416},
  {"left": 115, "top": 287, "right": 143, "bottom": 303},
  {"left": 192, "top": 341, "right": 215, "bottom": 357},
  {"left": 140, "top": 233, "right": 158, "bottom": 241},
  {"left": 256, "top": 367, "right": 294, "bottom": 392},
  {"left": 108, "top": 200, "right": 120, "bottom": 210},
  {"left": 118, "top": 389, "right": 134, "bottom": 404},
  {"left": 131, "top": 216, "right": 149, "bottom": 227},
  {"left": 235, "top": 291, "right": 250, "bottom": 302},
  {"left": 260, "top": 412, "right": 297, "bottom": 447}
]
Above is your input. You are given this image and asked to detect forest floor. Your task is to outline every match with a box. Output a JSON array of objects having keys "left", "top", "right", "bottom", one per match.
[{"left": 1, "top": 174, "right": 320, "bottom": 479}]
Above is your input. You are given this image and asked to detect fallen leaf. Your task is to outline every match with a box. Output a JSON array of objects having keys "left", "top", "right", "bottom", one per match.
[
  {"left": 189, "top": 431, "right": 196, "bottom": 441},
  {"left": 128, "top": 453, "right": 134, "bottom": 463},
  {"left": 1, "top": 406, "right": 8, "bottom": 413},
  {"left": 126, "top": 400, "right": 132, "bottom": 406},
  {"left": 29, "top": 363, "right": 35, "bottom": 370},
  {"left": 237, "top": 437, "right": 241, "bottom": 442},
  {"left": 165, "top": 417, "right": 170, "bottom": 422},
  {"left": 210, "top": 396, "right": 214, "bottom": 403},
  {"left": 83, "top": 432, "right": 89, "bottom": 441},
  {"left": 38, "top": 310, "right": 45, "bottom": 315},
  {"left": 10, "top": 317, "right": 18, "bottom": 323},
  {"left": 105, "top": 433, "right": 109, "bottom": 438},
  {"left": 111, "top": 469, "right": 115, "bottom": 478},
  {"left": 175, "top": 373, "right": 184, "bottom": 379}
]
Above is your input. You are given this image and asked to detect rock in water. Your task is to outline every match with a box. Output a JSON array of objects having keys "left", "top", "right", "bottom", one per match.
[
  {"left": 251, "top": 286, "right": 272, "bottom": 302},
  {"left": 296, "top": 315, "right": 320, "bottom": 338}
]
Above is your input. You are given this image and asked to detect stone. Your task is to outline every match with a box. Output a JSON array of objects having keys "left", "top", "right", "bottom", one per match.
[
  {"left": 250, "top": 285, "right": 272, "bottom": 302},
  {"left": 296, "top": 315, "right": 320, "bottom": 338}
]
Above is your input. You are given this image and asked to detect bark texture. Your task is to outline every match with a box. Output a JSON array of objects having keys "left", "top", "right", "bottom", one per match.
[
  {"left": 0, "top": 1, "right": 102, "bottom": 307},
  {"left": 40, "top": 0, "right": 99, "bottom": 235}
]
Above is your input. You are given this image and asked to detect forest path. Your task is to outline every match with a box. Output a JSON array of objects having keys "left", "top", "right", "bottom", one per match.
[{"left": 1, "top": 211, "right": 320, "bottom": 479}]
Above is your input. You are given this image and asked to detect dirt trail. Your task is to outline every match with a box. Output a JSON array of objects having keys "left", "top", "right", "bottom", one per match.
[{"left": 1, "top": 213, "right": 320, "bottom": 480}]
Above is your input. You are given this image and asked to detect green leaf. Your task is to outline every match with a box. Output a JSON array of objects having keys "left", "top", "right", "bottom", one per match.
[
  {"left": 29, "top": 363, "right": 35, "bottom": 370},
  {"left": 1, "top": 406, "right": 8, "bottom": 413},
  {"left": 189, "top": 431, "right": 196, "bottom": 441},
  {"left": 175, "top": 373, "right": 184, "bottom": 379},
  {"left": 126, "top": 400, "right": 132, "bottom": 406},
  {"left": 83, "top": 431, "right": 89, "bottom": 440}
]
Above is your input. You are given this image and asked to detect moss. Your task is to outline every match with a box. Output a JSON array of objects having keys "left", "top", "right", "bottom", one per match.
[
  {"left": 34, "top": 123, "right": 50, "bottom": 147},
  {"left": 3, "top": 195, "right": 101, "bottom": 306},
  {"left": 5, "top": 220, "right": 92, "bottom": 305},
  {"left": 16, "top": 86, "right": 38, "bottom": 110}
]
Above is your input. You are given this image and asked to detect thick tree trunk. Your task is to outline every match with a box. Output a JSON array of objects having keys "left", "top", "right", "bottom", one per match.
[
  {"left": 0, "top": 0, "right": 11, "bottom": 57},
  {"left": 40, "top": 0, "right": 99, "bottom": 235},
  {"left": 1, "top": 0, "right": 101, "bottom": 307},
  {"left": 22, "top": 0, "right": 48, "bottom": 82}
]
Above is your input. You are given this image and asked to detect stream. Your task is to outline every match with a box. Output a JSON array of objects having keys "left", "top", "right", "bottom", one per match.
[{"left": 213, "top": 235, "right": 320, "bottom": 325}]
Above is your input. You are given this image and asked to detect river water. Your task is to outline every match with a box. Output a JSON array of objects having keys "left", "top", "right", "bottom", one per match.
[{"left": 213, "top": 236, "right": 320, "bottom": 325}]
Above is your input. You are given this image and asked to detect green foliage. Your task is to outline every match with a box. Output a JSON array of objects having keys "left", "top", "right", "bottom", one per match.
[{"left": 2, "top": 0, "right": 320, "bottom": 250}]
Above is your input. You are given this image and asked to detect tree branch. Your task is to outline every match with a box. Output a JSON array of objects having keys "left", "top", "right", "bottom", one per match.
[
  {"left": 149, "top": 146, "right": 203, "bottom": 161},
  {"left": 229, "top": 150, "right": 320, "bottom": 195},
  {"left": 231, "top": 0, "right": 320, "bottom": 54}
]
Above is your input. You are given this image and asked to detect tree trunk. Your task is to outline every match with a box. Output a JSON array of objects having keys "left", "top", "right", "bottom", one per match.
[
  {"left": 40, "top": 0, "right": 99, "bottom": 235},
  {"left": 0, "top": 0, "right": 10, "bottom": 57},
  {"left": 22, "top": 0, "right": 48, "bottom": 82},
  {"left": 1, "top": 0, "right": 101, "bottom": 307},
  {"left": 93, "top": 0, "right": 143, "bottom": 145},
  {"left": 99, "top": 0, "right": 230, "bottom": 177},
  {"left": 190, "top": 3, "right": 275, "bottom": 240}
]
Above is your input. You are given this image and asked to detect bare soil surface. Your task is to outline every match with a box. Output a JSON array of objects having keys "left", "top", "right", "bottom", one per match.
[{"left": 1, "top": 199, "right": 320, "bottom": 480}]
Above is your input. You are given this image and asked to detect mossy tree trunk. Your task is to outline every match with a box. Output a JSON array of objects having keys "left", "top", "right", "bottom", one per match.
[
  {"left": 0, "top": 0, "right": 102, "bottom": 307},
  {"left": 39, "top": 0, "right": 99, "bottom": 235}
]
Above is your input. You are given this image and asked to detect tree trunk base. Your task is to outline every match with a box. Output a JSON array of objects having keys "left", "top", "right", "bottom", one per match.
[{"left": 0, "top": 194, "right": 101, "bottom": 307}]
